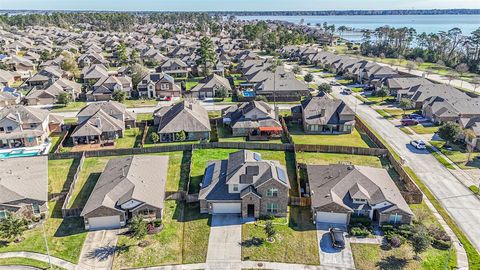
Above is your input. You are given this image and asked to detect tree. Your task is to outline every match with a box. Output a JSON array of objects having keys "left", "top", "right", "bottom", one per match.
[
  {"left": 117, "top": 43, "right": 128, "bottom": 66},
  {"left": 438, "top": 122, "right": 462, "bottom": 145},
  {"left": 57, "top": 92, "right": 72, "bottom": 105},
  {"left": 464, "top": 129, "right": 476, "bottom": 162},
  {"left": 410, "top": 225, "right": 431, "bottom": 260},
  {"left": 375, "top": 86, "right": 389, "bottom": 101},
  {"left": 0, "top": 214, "right": 28, "bottom": 242},
  {"left": 399, "top": 99, "right": 413, "bottom": 115},
  {"left": 128, "top": 215, "right": 147, "bottom": 240},
  {"left": 445, "top": 72, "right": 457, "bottom": 85},
  {"left": 292, "top": 65, "right": 302, "bottom": 75},
  {"left": 304, "top": 73, "right": 314, "bottom": 83},
  {"left": 150, "top": 132, "right": 160, "bottom": 144},
  {"left": 455, "top": 63, "right": 469, "bottom": 87},
  {"left": 176, "top": 130, "right": 186, "bottom": 141},
  {"left": 60, "top": 52, "right": 78, "bottom": 74},
  {"left": 406, "top": 61, "right": 417, "bottom": 73},
  {"left": 130, "top": 49, "right": 140, "bottom": 64},
  {"left": 318, "top": 83, "right": 332, "bottom": 94},
  {"left": 264, "top": 221, "right": 276, "bottom": 242},
  {"left": 113, "top": 90, "right": 126, "bottom": 103},
  {"left": 214, "top": 86, "right": 228, "bottom": 98},
  {"left": 130, "top": 63, "right": 149, "bottom": 88},
  {"left": 197, "top": 37, "right": 217, "bottom": 76},
  {"left": 472, "top": 77, "right": 480, "bottom": 92}
]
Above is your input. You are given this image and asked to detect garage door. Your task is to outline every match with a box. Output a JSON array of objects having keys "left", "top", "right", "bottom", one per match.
[
  {"left": 87, "top": 216, "right": 121, "bottom": 230},
  {"left": 212, "top": 203, "right": 241, "bottom": 214},
  {"left": 316, "top": 211, "right": 348, "bottom": 225}
]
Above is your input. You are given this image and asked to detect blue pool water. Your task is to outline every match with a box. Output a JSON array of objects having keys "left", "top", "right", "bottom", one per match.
[
  {"left": 242, "top": 91, "right": 256, "bottom": 97},
  {"left": 0, "top": 150, "right": 41, "bottom": 158}
]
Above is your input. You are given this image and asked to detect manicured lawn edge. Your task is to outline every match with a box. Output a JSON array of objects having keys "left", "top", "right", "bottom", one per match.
[
  {"left": 404, "top": 166, "right": 480, "bottom": 268},
  {"left": 0, "top": 257, "right": 65, "bottom": 269},
  {"left": 426, "top": 147, "right": 455, "bottom": 169}
]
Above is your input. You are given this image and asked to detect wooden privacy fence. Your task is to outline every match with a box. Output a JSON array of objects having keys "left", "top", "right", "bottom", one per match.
[{"left": 61, "top": 153, "right": 85, "bottom": 218}]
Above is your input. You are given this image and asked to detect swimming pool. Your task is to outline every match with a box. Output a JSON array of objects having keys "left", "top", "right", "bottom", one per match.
[
  {"left": 242, "top": 90, "right": 256, "bottom": 97},
  {"left": 0, "top": 149, "right": 41, "bottom": 158}
]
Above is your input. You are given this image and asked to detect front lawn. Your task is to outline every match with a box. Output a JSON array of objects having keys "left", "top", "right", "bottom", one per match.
[
  {"left": 0, "top": 257, "right": 65, "bottom": 269},
  {"left": 115, "top": 128, "right": 141, "bottom": 149},
  {"left": 0, "top": 201, "right": 87, "bottom": 263},
  {"left": 51, "top": 102, "right": 87, "bottom": 112},
  {"left": 351, "top": 243, "right": 455, "bottom": 270},
  {"left": 123, "top": 99, "right": 158, "bottom": 108},
  {"left": 409, "top": 124, "right": 439, "bottom": 135},
  {"left": 136, "top": 113, "right": 153, "bottom": 122},
  {"left": 185, "top": 80, "right": 199, "bottom": 91},
  {"left": 429, "top": 141, "right": 480, "bottom": 169},
  {"left": 112, "top": 201, "right": 210, "bottom": 269},
  {"left": 287, "top": 122, "right": 374, "bottom": 148},
  {"left": 241, "top": 207, "right": 319, "bottom": 265}
]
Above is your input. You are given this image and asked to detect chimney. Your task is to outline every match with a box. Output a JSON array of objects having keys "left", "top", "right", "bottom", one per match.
[
  {"left": 95, "top": 117, "right": 102, "bottom": 128},
  {"left": 16, "top": 112, "right": 22, "bottom": 123},
  {"left": 274, "top": 106, "right": 279, "bottom": 121},
  {"left": 320, "top": 109, "right": 326, "bottom": 117}
]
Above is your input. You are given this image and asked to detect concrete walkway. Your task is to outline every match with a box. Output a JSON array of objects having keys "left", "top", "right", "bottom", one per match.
[
  {"left": 0, "top": 251, "right": 81, "bottom": 270},
  {"left": 134, "top": 261, "right": 325, "bottom": 270},
  {"left": 316, "top": 224, "right": 355, "bottom": 270}
]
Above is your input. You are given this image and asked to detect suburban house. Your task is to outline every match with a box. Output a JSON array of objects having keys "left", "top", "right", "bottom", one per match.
[
  {"left": 81, "top": 64, "right": 109, "bottom": 84},
  {"left": 71, "top": 101, "right": 136, "bottom": 146},
  {"left": 0, "top": 156, "right": 48, "bottom": 220},
  {"left": 292, "top": 96, "right": 356, "bottom": 134},
  {"left": 25, "top": 66, "right": 63, "bottom": 88},
  {"left": 222, "top": 101, "right": 282, "bottom": 139},
  {"left": 306, "top": 164, "right": 413, "bottom": 225},
  {"left": 407, "top": 84, "right": 469, "bottom": 109},
  {"left": 137, "top": 73, "right": 181, "bottom": 99},
  {"left": 25, "top": 78, "right": 81, "bottom": 105},
  {"left": 155, "top": 58, "right": 189, "bottom": 79},
  {"left": 199, "top": 150, "right": 290, "bottom": 218},
  {"left": 253, "top": 68, "right": 310, "bottom": 102},
  {"left": 422, "top": 96, "right": 480, "bottom": 124},
  {"left": 0, "top": 91, "right": 21, "bottom": 107},
  {"left": 190, "top": 74, "right": 232, "bottom": 99},
  {"left": 382, "top": 76, "right": 434, "bottom": 100},
  {"left": 81, "top": 155, "right": 168, "bottom": 230},
  {"left": 153, "top": 101, "right": 211, "bottom": 142},
  {"left": 0, "top": 69, "right": 18, "bottom": 87},
  {"left": 86, "top": 75, "right": 132, "bottom": 101},
  {"left": 0, "top": 105, "right": 51, "bottom": 148}
]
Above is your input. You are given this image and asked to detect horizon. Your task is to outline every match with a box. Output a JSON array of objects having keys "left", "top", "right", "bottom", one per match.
[{"left": 0, "top": 0, "right": 480, "bottom": 12}]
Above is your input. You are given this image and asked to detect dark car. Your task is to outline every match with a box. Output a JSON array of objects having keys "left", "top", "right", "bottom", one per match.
[
  {"left": 329, "top": 227, "right": 345, "bottom": 249},
  {"left": 401, "top": 119, "right": 419, "bottom": 126}
]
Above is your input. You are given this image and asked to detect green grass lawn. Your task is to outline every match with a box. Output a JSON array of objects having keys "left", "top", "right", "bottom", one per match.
[
  {"left": 48, "top": 158, "right": 75, "bottom": 194},
  {"left": 351, "top": 243, "right": 455, "bottom": 270},
  {"left": 0, "top": 257, "right": 65, "bottom": 269},
  {"left": 185, "top": 80, "right": 199, "bottom": 91},
  {"left": 123, "top": 99, "right": 158, "bottom": 108},
  {"left": 0, "top": 201, "right": 87, "bottom": 263},
  {"left": 63, "top": 117, "right": 77, "bottom": 125},
  {"left": 51, "top": 102, "right": 87, "bottom": 112},
  {"left": 136, "top": 113, "right": 153, "bottom": 122},
  {"left": 399, "top": 127, "right": 414, "bottom": 135},
  {"left": 241, "top": 207, "right": 319, "bottom": 265},
  {"left": 115, "top": 128, "right": 141, "bottom": 149},
  {"left": 217, "top": 125, "right": 246, "bottom": 142},
  {"left": 112, "top": 201, "right": 210, "bottom": 269},
  {"left": 189, "top": 149, "right": 298, "bottom": 196},
  {"left": 287, "top": 122, "right": 373, "bottom": 148},
  {"left": 49, "top": 133, "right": 65, "bottom": 153},
  {"left": 296, "top": 152, "right": 383, "bottom": 167},
  {"left": 410, "top": 124, "right": 439, "bottom": 135},
  {"left": 429, "top": 141, "right": 480, "bottom": 169}
]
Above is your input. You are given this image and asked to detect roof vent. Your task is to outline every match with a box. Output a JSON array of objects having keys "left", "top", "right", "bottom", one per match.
[{"left": 347, "top": 165, "right": 354, "bottom": 170}]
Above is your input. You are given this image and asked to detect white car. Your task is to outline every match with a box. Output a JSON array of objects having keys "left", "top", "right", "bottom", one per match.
[{"left": 410, "top": 140, "right": 426, "bottom": 150}]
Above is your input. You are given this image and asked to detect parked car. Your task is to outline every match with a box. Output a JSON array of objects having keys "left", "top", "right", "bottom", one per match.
[
  {"left": 403, "top": 113, "right": 423, "bottom": 120},
  {"left": 410, "top": 139, "right": 426, "bottom": 150},
  {"left": 329, "top": 228, "right": 345, "bottom": 249},
  {"left": 343, "top": 88, "right": 352, "bottom": 95},
  {"left": 401, "top": 119, "right": 419, "bottom": 126},
  {"left": 158, "top": 96, "right": 172, "bottom": 101}
]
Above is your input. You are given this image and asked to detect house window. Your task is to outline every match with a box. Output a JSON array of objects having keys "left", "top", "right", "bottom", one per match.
[
  {"left": 0, "top": 127, "right": 4, "bottom": 132},
  {"left": 6, "top": 126, "right": 13, "bottom": 132},
  {"left": 161, "top": 83, "right": 169, "bottom": 90},
  {"left": 32, "top": 203, "right": 40, "bottom": 214},
  {"left": 28, "top": 137, "right": 34, "bottom": 143},
  {"left": 267, "top": 203, "right": 278, "bottom": 214},
  {"left": 389, "top": 214, "right": 403, "bottom": 224},
  {"left": 30, "top": 123, "right": 37, "bottom": 129},
  {"left": 232, "top": 184, "right": 239, "bottom": 192},
  {"left": 267, "top": 188, "right": 278, "bottom": 197},
  {"left": 0, "top": 210, "right": 7, "bottom": 220},
  {"left": 354, "top": 209, "right": 367, "bottom": 216}
]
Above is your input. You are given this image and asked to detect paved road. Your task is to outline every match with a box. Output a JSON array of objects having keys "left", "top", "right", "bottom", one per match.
[
  {"left": 206, "top": 215, "right": 242, "bottom": 269},
  {"left": 316, "top": 224, "right": 355, "bottom": 270},
  {"left": 328, "top": 85, "right": 480, "bottom": 251},
  {"left": 77, "top": 229, "right": 119, "bottom": 270}
]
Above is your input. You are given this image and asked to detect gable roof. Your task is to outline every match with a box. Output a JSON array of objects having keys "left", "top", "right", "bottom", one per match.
[
  {"left": 154, "top": 101, "right": 210, "bottom": 133},
  {"left": 301, "top": 96, "right": 355, "bottom": 125}
]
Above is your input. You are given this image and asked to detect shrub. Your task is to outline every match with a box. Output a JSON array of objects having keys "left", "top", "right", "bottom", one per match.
[
  {"left": 153, "top": 218, "right": 162, "bottom": 227},
  {"left": 350, "top": 227, "right": 370, "bottom": 237},
  {"left": 381, "top": 224, "right": 394, "bottom": 233},
  {"left": 390, "top": 236, "right": 402, "bottom": 248},
  {"left": 432, "top": 239, "right": 451, "bottom": 250},
  {"left": 428, "top": 226, "right": 451, "bottom": 242},
  {"left": 350, "top": 216, "right": 372, "bottom": 228}
]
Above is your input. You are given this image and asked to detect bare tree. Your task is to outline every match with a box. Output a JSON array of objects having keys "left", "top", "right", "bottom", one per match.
[{"left": 455, "top": 63, "right": 469, "bottom": 87}]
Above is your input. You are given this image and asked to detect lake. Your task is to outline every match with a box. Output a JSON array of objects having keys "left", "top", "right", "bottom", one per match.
[{"left": 236, "top": 14, "right": 480, "bottom": 41}]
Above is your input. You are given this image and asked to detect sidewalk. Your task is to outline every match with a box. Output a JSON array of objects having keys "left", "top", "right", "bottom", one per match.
[{"left": 0, "top": 251, "right": 83, "bottom": 270}]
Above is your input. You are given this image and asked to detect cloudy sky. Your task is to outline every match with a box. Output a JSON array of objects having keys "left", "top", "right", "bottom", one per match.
[{"left": 0, "top": 0, "right": 479, "bottom": 11}]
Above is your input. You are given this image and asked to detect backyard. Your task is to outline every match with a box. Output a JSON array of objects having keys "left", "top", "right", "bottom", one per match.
[
  {"left": 115, "top": 127, "right": 142, "bottom": 149},
  {"left": 112, "top": 201, "right": 210, "bottom": 269},
  {"left": 287, "top": 122, "right": 375, "bottom": 148},
  {"left": 241, "top": 206, "right": 319, "bottom": 265}
]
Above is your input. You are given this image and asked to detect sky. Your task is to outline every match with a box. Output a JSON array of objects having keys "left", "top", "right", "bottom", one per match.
[{"left": 0, "top": 0, "right": 480, "bottom": 11}]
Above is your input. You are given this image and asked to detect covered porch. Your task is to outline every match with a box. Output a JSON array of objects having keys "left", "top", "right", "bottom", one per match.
[{"left": 248, "top": 126, "right": 283, "bottom": 141}]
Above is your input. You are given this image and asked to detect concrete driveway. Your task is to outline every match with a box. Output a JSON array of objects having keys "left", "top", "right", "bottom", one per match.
[
  {"left": 78, "top": 229, "right": 119, "bottom": 270},
  {"left": 206, "top": 215, "right": 242, "bottom": 268},
  {"left": 316, "top": 223, "right": 355, "bottom": 270}
]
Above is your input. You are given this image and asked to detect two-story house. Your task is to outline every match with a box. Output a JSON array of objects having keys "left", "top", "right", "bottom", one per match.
[
  {"left": 199, "top": 150, "right": 290, "bottom": 218},
  {"left": 86, "top": 75, "right": 132, "bottom": 101},
  {"left": 0, "top": 105, "right": 51, "bottom": 148},
  {"left": 137, "top": 73, "right": 181, "bottom": 99},
  {"left": 155, "top": 58, "right": 189, "bottom": 79}
]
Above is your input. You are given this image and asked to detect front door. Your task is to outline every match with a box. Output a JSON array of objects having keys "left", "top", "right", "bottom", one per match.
[{"left": 247, "top": 204, "right": 255, "bottom": 218}]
